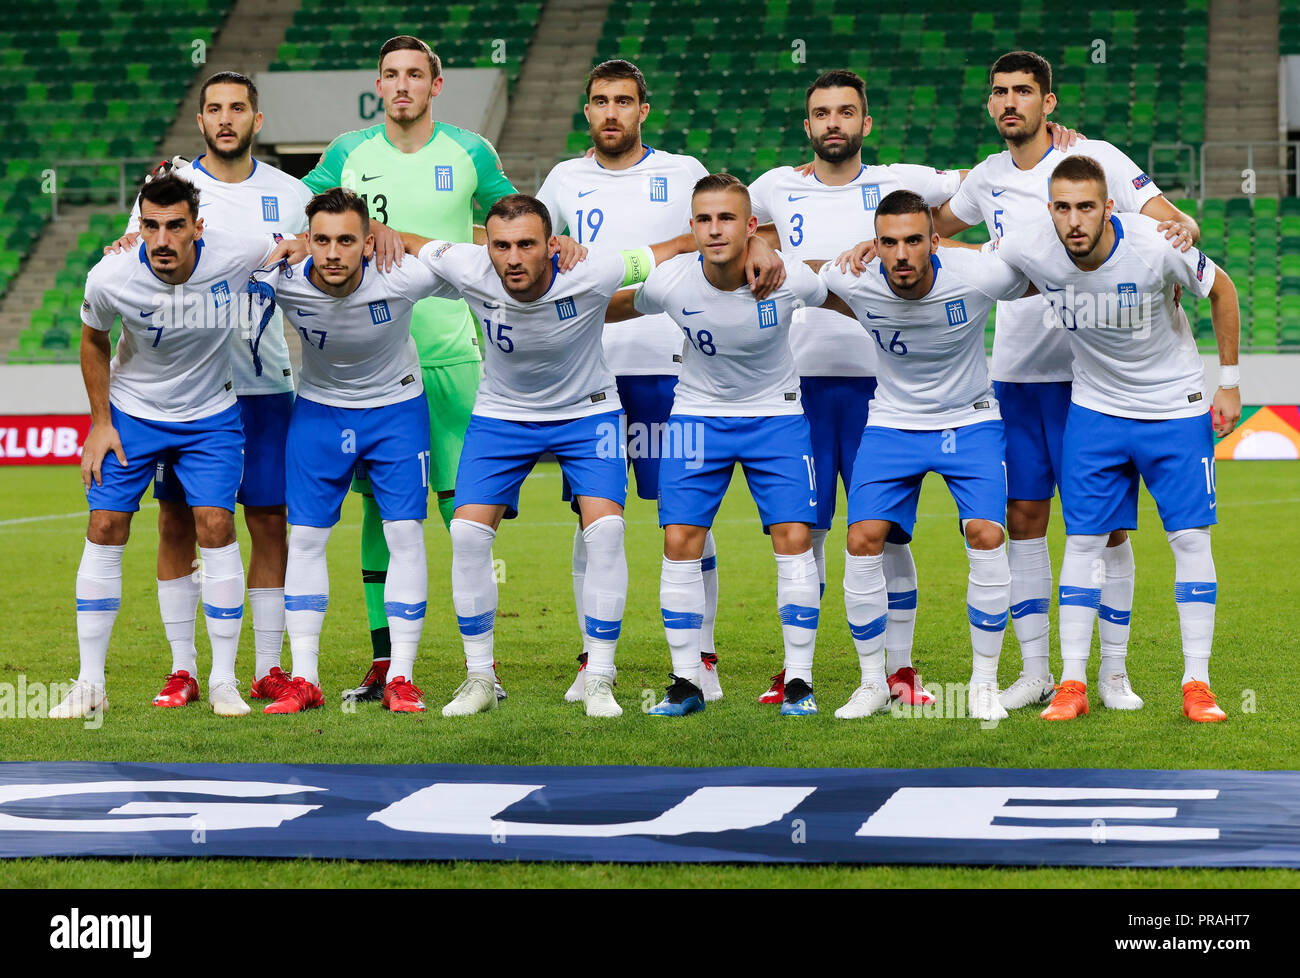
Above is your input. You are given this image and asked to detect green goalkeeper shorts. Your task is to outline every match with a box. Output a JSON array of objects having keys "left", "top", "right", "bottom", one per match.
[{"left": 352, "top": 360, "right": 480, "bottom": 497}]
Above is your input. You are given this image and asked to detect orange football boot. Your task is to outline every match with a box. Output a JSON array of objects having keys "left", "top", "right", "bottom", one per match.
[
  {"left": 1040, "top": 680, "right": 1089, "bottom": 720},
  {"left": 1182, "top": 680, "right": 1227, "bottom": 722}
]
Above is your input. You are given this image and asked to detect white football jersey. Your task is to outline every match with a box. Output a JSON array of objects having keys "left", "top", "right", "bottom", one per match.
[
  {"left": 266, "top": 257, "right": 439, "bottom": 409},
  {"left": 81, "top": 228, "right": 279, "bottom": 422},
  {"left": 820, "top": 248, "right": 1030, "bottom": 430},
  {"left": 994, "top": 213, "right": 1216, "bottom": 420},
  {"left": 749, "top": 163, "right": 961, "bottom": 378},
  {"left": 416, "top": 241, "right": 642, "bottom": 421},
  {"left": 127, "top": 156, "right": 312, "bottom": 396},
  {"left": 634, "top": 251, "right": 828, "bottom": 417},
  {"left": 535, "top": 147, "right": 707, "bottom": 376},
  {"left": 947, "top": 140, "right": 1163, "bottom": 383}
]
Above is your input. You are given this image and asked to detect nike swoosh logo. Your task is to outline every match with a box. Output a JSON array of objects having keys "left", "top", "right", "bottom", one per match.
[
  {"left": 972, "top": 616, "right": 1004, "bottom": 627},
  {"left": 662, "top": 614, "right": 696, "bottom": 626},
  {"left": 992, "top": 189, "right": 1006, "bottom": 197},
  {"left": 1191, "top": 586, "right": 1215, "bottom": 596},
  {"left": 1209, "top": 501, "right": 1217, "bottom": 509},
  {"left": 295, "top": 310, "right": 317, "bottom": 317},
  {"left": 361, "top": 174, "right": 382, "bottom": 182},
  {"left": 809, "top": 498, "right": 817, "bottom": 507},
  {"left": 787, "top": 194, "right": 808, "bottom": 202},
  {"left": 482, "top": 301, "right": 501, "bottom": 310},
  {"left": 795, "top": 613, "right": 816, "bottom": 622},
  {"left": 138, "top": 309, "right": 153, "bottom": 317},
  {"left": 681, "top": 308, "right": 704, "bottom": 316},
  {"left": 594, "top": 625, "right": 618, "bottom": 634},
  {"left": 400, "top": 608, "right": 424, "bottom": 618},
  {"left": 864, "top": 311, "right": 887, "bottom": 319},
  {"left": 1060, "top": 588, "right": 1094, "bottom": 600},
  {"left": 577, "top": 189, "right": 598, "bottom": 197}
]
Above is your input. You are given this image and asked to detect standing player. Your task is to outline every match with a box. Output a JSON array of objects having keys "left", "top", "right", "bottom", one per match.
[
  {"left": 934, "top": 51, "right": 1200, "bottom": 711},
  {"left": 303, "top": 36, "right": 517, "bottom": 702},
  {"left": 749, "top": 69, "right": 963, "bottom": 708},
  {"left": 51, "top": 175, "right": 300, "bottom": 718},
  {"left": 608, "top": 174, "right": 833, "bottom": 717},
  {"left": 397, "top": 196, "right": 691, "bottom": 718},
  {"left": 248, "top": 189, "right": 441, "bottom": 715},
  {"left": 111, "top": 71, "right": 311, "bottom": 709},
  {"left": 821, "top": 191, "right": 1035, "bottom": 721},
  {"left": 535, "top": 59, "right": 725, "bottom": 704},
  {"left": 992, "top": 156, "right": 1239, "bottom": 722}
]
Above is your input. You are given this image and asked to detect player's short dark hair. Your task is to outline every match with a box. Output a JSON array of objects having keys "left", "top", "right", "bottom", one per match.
[
  {"left": 586, "top": 59, "right": 648, "bottom": 103},
  {"left": 305, "top": 187, "right": 371, "bottom": 234},
  {"left": 136, "top": 172, "right": 201, "bottom": 220},
  {"left": 874, "top": 189, "right": 933, "bottom": 234},
  {"left": 989, "top": 50, "right": 1053, "bottom": 96},
  {"left": 805, "top": 69, "right": 868, "bottom": 114},
  {"left": 692, "top": 173, "right": 751, "bottom": 211},
  {"left": 1049, "top": 155, "right": 1108, "bottom": 198},
  {"left": 485, "top": 193, "right": 553, "bottom": 240},
  {"left": 379, "top": 35, "right": 441, "bottom": 80},
  {"left": 199, "top": 70, "right": 258, "bottom": 112}
]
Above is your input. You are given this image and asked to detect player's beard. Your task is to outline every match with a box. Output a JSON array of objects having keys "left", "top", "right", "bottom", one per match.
[
  {"left": 995, "top": 110, "right": 1041, "bottom": 146},
  {"left": 1063, "top": 223, "right": 1105, "bottom": 257},
  {"left": 589, "top": 122, "right": 639, "bottom": 157},
  {"left": 204, "top": 125, "right": 255, "bottom": 161},
  {"left": 811, "top": 128, "right": 863, "bottom": 164}
]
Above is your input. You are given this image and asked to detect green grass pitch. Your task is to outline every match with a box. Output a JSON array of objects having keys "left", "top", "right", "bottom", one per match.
[{"left": 2, "top": 461, "right": 1298, "bottom": 888}]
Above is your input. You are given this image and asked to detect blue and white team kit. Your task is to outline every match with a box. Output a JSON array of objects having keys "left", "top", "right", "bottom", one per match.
[
  {"left": 535, "top": 145, "right": 707, "bottom": 499},
  {"left": 126, "top": 156, "right": 313, "bottom": 508},
  {"left": 819, "top": 248, "right": 1032, "bottom": 537},
  {"left": 633, "top": 251, "right": 828, "bottom": 528},
  {"left": 412, "top": 240, "right": 658, "bottom": 516},
  {"left": 945, "top": 140, "right": 1163, "bottom": 501},
  {"left": 253, "top": 255, "right": 441, "bottom": 527},
  {"left": 749, "top": 162, "right": 962, "bottom": 528},
  {"left": 993, "top": 213, "right": 1219, "bottom": 535},
  {"left": 80, "top": 229, "right": 287, "bottom": 513}
]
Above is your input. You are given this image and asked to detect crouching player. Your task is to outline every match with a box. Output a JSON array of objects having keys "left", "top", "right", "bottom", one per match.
[
  {"left": 993, "top": 156, "right": 1240, "bottom": 722},
  {"left": 822, "top": 190, "right": 1037, "bottom": 721},
  {"left": 250, "top": 187, "right": 442, "bottom": 714},
  {"left": 607, "top": 174, "right": 832, "bottom": 717}
]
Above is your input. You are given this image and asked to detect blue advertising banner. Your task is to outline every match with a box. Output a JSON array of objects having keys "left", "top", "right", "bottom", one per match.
[{"left": 1, "top": 763, "right": 1297, "bottom": 866}]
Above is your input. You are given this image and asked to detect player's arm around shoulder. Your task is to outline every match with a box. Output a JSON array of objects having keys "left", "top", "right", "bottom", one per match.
[{"left": 400, "top": 235, "right": 476, "bottom": 300}]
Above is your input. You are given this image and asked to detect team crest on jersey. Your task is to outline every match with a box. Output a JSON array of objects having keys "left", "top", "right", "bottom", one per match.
[
  {"left": 861, "top": 184, "right": 881, "bottom": 209},
  {"left": 555, "top": 296, "right": 578, "bottom": 320},
  {"left": 261, "top": 196, "right": 279, "bottom": 222},
  {"left": 1117, "top": 282, "right": 1138, "bottom": 307},
  {"left": 1132, "top": 173, "right": 1152, "bottom": 190},
  {"left": 435, "top": 166, "right": 453, "bottom": 191},
  {"left": 431, "top": 241, "right": 453, "bottom": 259},
  {"left": 369, "top": 300, "right": 392, "bottom": 324},
  {"left": 650, "top": 177, "right": 668, "bottom": 202},
  {"left": 757, "top": 299, "right": 778, "bottom": 328},
  {"left": 1195, "top": 251, "right": 1207, "bottom": 281},
  {"left": 211, "top": 280, "right": 231, "bottom": 306},
  {"left": 945, "top": 299, "right": 967, "bottom": 326}
]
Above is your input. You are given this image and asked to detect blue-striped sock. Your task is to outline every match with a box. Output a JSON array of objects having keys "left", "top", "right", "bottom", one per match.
[
  {"left": 966, "top": 544, "right": 1010, "bottom": 685},
  {"left": 776, "top": 549, "right": 819, "bottom": 685},
  {"left": 75, "top": 539, "right": 125, "bottom": 687},
  {"left": 200, "top": 542, "right": 244, "bottom": 687},
  {"left": 1058, "top": 533, "right": 1108, "bottom": 684},
  {"left": 660, "top": 556, "right": 704, "bottom": 686},
  {"left": 844, "top": 551, "right": 888, "bottom": 686},
  {"left": 382, "top": 519, "right": 427, "bottom": 683},
  {"left": 450, "top": 519, "right": 497, "bottom": 676}
]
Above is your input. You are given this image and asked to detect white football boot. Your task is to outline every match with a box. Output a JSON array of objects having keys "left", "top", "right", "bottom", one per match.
[{"left": 442, "top": 674, "right": 499, "bottom": 716}]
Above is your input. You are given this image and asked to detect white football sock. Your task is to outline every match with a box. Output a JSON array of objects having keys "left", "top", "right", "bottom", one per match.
[
  {"left": 883, "top": 541, "right": 918, "bottom": 674},
  {"left": 1058, "top": 533, "right": 1108, "bottom": 684},
  {"left": 284, "top": 524, "right": 331, "bottom": 687},
  {"left": 660, "top": 555, "right": 703, "bottom": 686},
  {"left": 843, "top": 551, "right": 888, "bottom": 686},
  {"left": 1169, "top": 527, "right": 1216, "bottom": 684},
  {"left": 571, "top": 522, "right": 586, "bottom": 644},
  {"left": 776, "top": 549, "right": 820, "bottom": 685},
  {"left": 157, "top": 574, "right": 200, "bottom": 677},
  {"left": 700, "top": 530, "right": 719, "bottom": 656},
  {"left": 247, "top": 587, "right": 284, "bottom": 680},
  {"left": 1099, "top": 536, "right": 1135, "bottom": 676},
  {"left": 1007, "top": 536, "right": 1052, "bottom": 678},
  {"left": 200, "top": 541, "right": 244, "bottom": 688},
  {"left": 966, "top": 543, "right": 1010, "bottom": 685},
  {"left": 810, "top": 528, "right": 828, "bottom": 600},
  {"left": 581, "top": 515, "right": 627, "bottom": 678},
  {"left": 450, "top": 518, "right": 497, "bottom": 676},
  {"left": 382, "top": 519, "right": 427, "bottom": 684},
  {"left": 75, "top": 539, "right": 124, "bottom": 687}
]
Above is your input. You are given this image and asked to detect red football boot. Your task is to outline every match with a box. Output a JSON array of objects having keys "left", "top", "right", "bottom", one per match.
[
  {"left": 250, "top": 666, "right": 294, "bottom": 701},
  {"left": 759, "top": 669, "right": 785, "bottom": 704},
  {"left": 382, "top": 676, "right": 427, "bottom": 713},
  {"left": 262, "top": 676, "right": 325, "bottom": 714},
  {"left": 153, "top": 670, "right": 199, "bottom": 708},
  {"left": 888, "top": 666, "right": 936, "bottom": 706}
]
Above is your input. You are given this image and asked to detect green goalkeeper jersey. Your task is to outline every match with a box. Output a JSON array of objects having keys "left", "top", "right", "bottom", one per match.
[{"left": 303, "top": 122, "right": 517, "bottom": 367}]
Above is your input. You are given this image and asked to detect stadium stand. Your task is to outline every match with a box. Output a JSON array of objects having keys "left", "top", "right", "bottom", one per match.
[
  {"left": 1, "top": 0, "right": 234, "bottom": 361},
  {"left": 270, "top": 0, "right": 542, "bottom": 91},
  {"left": 1283, "top": 0, "right": 1300, "bottom": 54}
]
